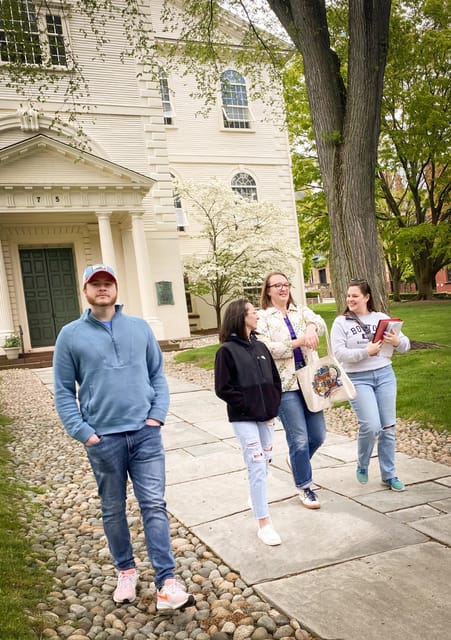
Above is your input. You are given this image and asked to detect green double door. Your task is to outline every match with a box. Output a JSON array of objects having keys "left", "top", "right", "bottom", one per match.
[{"left": 20, "top": 248, "right": 80, "bottom": 347}]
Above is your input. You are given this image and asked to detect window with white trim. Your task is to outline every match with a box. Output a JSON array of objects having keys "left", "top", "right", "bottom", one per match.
[
  {"left": 221, "top": 69, "right": 251, "bottom": 129},
  {"left": 159, "top": 70, "right": 174, "bottom": 125},
  {"left": 231, "top": 172, "right": 258, "bottom": 201},
  {"left": 0, "top": 0, "right": 68, "bottom": 67},
  {"left": 243, "top": 282, "right": 260, "bottom": 307},
  {"left": 174, "top": 192, "right": 187, "bottom": 231}
]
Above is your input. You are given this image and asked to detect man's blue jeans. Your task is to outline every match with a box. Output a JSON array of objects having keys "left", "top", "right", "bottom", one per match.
[
  {"left": 348, "top": 364, "right": 397, "bottom": 481},
  {"left": 278, "top": 390, "right": 326, "bottom": 489},
  {"left": 85, "top": 425, "right": 174, "bottom": 589},
  {"left": 232, "top": 420, "right": 273, "bottom": 520}
]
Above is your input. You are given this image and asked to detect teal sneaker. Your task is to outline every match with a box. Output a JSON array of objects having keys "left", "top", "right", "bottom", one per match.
[
  {"left": 356, "top": 468, "right": 368, "bottom": 484},
  {"left": 383, "top": 477, "right": 405, "bottom": 492}
]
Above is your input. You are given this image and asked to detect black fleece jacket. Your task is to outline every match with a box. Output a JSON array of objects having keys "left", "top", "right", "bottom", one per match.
[{"left": 214, "top": 333, "right": 282, "bottom": 422}]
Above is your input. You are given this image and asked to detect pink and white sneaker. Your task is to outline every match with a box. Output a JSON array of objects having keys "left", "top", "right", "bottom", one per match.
[
  {"left": 156, "top": 578, "right": 195, "bottom": 611},
  {"left": 113, "top": 568, "right": 139, "bottom": 604}
]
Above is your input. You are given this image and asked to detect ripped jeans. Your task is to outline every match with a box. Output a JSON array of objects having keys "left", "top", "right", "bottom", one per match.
[
  {"left": 232, "top": 420, "right": 274, "bottom": 520},
  {"left": 348, "top": 365, "right": 397, "bottom": 481}
]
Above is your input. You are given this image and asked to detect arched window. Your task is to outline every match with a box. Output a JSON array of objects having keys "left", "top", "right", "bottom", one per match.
[
  {"left": 159, "top": 69, "right": 174, "bottom": 125},
  {"left": 231, "top": 172, "right": 257, "bottom": 201},
  {"left": 220, "top": 70, "right": 251, "bottom": 129}
]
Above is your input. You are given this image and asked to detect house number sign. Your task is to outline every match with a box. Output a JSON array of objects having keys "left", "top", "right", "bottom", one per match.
[{"left": 34, "top": 194, "right": 61, "bottom": 203}]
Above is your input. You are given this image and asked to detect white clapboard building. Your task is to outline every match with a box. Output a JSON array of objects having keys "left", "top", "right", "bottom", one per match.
[{"left": 0, "top": 0, "right": 303, "bottom": 353}]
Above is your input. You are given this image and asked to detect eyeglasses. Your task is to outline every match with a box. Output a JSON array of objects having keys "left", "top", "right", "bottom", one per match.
[{"left": 267, "top": 282, "right": 291, "bottom": 290}]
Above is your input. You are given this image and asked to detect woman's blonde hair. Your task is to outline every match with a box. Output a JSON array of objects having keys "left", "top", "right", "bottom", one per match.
[{"left": 259, "top": 271, "right": 295, "bottom": 310}]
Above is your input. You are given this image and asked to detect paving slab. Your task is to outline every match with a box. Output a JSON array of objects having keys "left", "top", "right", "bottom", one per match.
[
  {"left": 255, "top": 542, "right": 451, "bottom": 640},
  {"left": 313, "top": 461, "right": 398, "bottom": 497},
  {"left": 166, "top": 376, "right": 202, "bottom": 393},
  {"left": 313, "top": 456, "right": 451, "bottom": 499},
  {"left": 34, "top": 367, "right": 54, "bottom": 392},
  {"left": 387, "top": 503, "right": 443, "bottom": 523},
  {"left": 166, "top": 467, "right": 297, "bottom": 527},
  {"left": 408, "top": 512, "right": 451, "bottom": 545},
  {"left": 435, "top": 475, "right": 451, "bottom": 487},
  {"left": 430, "top": 497, "right": 451, "bottom": 513},
  {"left": 165, "top": 444, "right": 244, "bottom": 485},
  {"left": 355, "top": 480, "right": 451, "bottom": 512},
  {"left": 161, "top": 421, "right": 220, "bottom": 450},
  {"left": 191, "top": 490, "right": 426, "bottom": 584},
  {"left": 169, "top": 389, "right": 225, "bottom": 422},
  {"left": 184, "top": 440, "right": 237, "bottom": 457},
  {"left": 190, "top": 418, "right": 234, "bottom": 439},
  {"left": 393, "top": 452, "right": 451, "bottom": 482},
  {"left": 320, "top": 439, "right": 361, "bottom": 462},
  {"left": 320, "top": 432, "right": 353, "bottom": 446}
]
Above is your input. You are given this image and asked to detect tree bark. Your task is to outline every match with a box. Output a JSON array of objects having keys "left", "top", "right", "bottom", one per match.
[
  {"left": 268, "top": 0, "right": 391, "bottom": 311},
  {"left": 413, "top": 259, "right": 435, "bottom": 300}
]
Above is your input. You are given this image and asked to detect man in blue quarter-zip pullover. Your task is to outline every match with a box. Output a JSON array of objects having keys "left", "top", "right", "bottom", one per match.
[{"left": 53, "top": 264, "right": 194, "bottom": 612}]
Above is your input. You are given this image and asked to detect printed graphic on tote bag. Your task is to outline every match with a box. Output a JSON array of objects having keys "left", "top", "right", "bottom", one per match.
[{"left": 312, "top": 363, "right": 343, "bottom": 398}]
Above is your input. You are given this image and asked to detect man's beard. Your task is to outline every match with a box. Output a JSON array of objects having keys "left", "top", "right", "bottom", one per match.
[{"left": 85, "top": 291, "right": 118, "bottom": 306}]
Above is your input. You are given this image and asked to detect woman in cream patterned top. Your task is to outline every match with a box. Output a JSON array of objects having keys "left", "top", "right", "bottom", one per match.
[{"left": 257, "top": 272, "right": 327, "bottom": 509}]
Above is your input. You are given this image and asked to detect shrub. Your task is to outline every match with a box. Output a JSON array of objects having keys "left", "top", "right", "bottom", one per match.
[{"left": 3, "top": 334, "right": 20, "bottom": 348}]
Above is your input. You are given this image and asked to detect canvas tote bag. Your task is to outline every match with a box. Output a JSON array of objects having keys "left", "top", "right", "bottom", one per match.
[{"left": 296, "top": 326, "right": 357, "bottom": 412}]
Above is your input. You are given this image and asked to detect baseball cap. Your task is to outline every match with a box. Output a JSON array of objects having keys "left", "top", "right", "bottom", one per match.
[{"left": 83, "top": 264, "right": 117, "bottom": 286}]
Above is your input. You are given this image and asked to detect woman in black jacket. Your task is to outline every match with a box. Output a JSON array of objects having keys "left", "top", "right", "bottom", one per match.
[{"left": 215, "top": 299, "right": 282, "bottom": 546}]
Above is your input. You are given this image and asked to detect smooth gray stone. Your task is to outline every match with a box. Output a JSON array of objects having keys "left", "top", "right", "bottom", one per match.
[{"left": 254, "top": 542, "right": 450, "bottom": 640}]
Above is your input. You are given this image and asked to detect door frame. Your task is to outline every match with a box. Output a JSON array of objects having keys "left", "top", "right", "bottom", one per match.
[{"left": 19, "top": 246, "right": 81, "bottom": 348}]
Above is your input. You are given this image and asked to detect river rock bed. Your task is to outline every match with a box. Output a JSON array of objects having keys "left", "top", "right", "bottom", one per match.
[{"left": 0, "top": 368, "right": 315, "bottom": 640}]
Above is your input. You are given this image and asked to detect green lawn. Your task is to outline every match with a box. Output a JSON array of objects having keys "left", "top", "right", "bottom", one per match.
[
  {"left": 0, "top": 417, "right": 54, "bottom": 639},
  {"left": 175, "top": 301, "right": 451, "bottom": 432}
]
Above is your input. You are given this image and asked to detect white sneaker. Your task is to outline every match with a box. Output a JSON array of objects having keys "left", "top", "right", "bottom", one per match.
[
  {"left": 257, "top": 524, "right": 281, "bottom": 546},
  {"left": 156, "top": 578, "right": 195, "bottom": 611},
  {"left": 113, "top": 568, "right": 139, "bottom": 603}
]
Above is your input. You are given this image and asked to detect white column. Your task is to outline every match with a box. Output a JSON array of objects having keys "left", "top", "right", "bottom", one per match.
[
  {"left": 0, "top": 241, "right": 15, "bottom": 350},
  {"left": 95, "top": 212, "right": 117, "bottom": 271},
  {"left": 131, "top": 212, "right": 165, "bottom": 339}
]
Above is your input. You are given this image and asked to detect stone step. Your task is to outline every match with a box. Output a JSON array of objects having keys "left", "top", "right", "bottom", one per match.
[{"left": 0, "top": 351, "right": 54, "bottom": 370}]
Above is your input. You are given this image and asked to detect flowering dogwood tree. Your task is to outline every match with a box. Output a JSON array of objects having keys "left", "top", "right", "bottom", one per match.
[{"left": 176, "top": 179, "right": 298, "bottom": 327}]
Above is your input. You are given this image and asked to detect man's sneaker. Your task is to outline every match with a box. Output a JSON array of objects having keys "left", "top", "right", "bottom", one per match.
[
  {"left": 113, "top": 568, "right": 138, "bottom": 604},
  {"left": 257, "top": 524, "right": 282, "bottom": 546},
  {"left": 156, "top": 578, "right": 195, "bottom": 611},
  {"left": 382, "top": 477, "right": 406, "bottom": 492},
  {"left": 356, "top": 467, "right": 368, "bottom": 484},
  {"left": 300, "top": 487, "right": 321, "bottom": 509}
]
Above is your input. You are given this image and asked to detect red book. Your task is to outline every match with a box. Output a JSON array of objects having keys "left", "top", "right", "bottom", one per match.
[{"left": 373, "top": 318, "right": 402, "bottom": 343}]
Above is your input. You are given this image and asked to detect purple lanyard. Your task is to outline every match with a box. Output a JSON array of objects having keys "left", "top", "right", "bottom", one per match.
[{"left": 284, "top": 316, "right": 305, "bottom": 369}]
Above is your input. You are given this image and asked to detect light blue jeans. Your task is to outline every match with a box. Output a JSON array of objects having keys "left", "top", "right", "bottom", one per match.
[
  {"left": 348, "top": 364, "right": 397, "bottom": 481},
  {"left": 232, "top": 420, "right": 274, "bottom": 520},
  {"left": 278, "top": 390, "right": 326, "bottom": 489},
  {"left": 85, "top": 425, "right": 175, "bottom": 589}
]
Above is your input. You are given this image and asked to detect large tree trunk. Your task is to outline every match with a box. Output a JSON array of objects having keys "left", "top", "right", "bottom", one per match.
[
  {"left": 390, "top": 264, "right": 403, "bottom": 302},
  {"left": 412, "top": 259, "right": 435, "bottom": 300},
  {"left": 268, "top": 0, "right": 391, "bottom": 311}
]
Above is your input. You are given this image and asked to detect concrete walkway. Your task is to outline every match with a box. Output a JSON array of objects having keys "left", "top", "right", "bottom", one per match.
[{"left": 35, "top": 369, "right": 451, "bottom": 640}]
